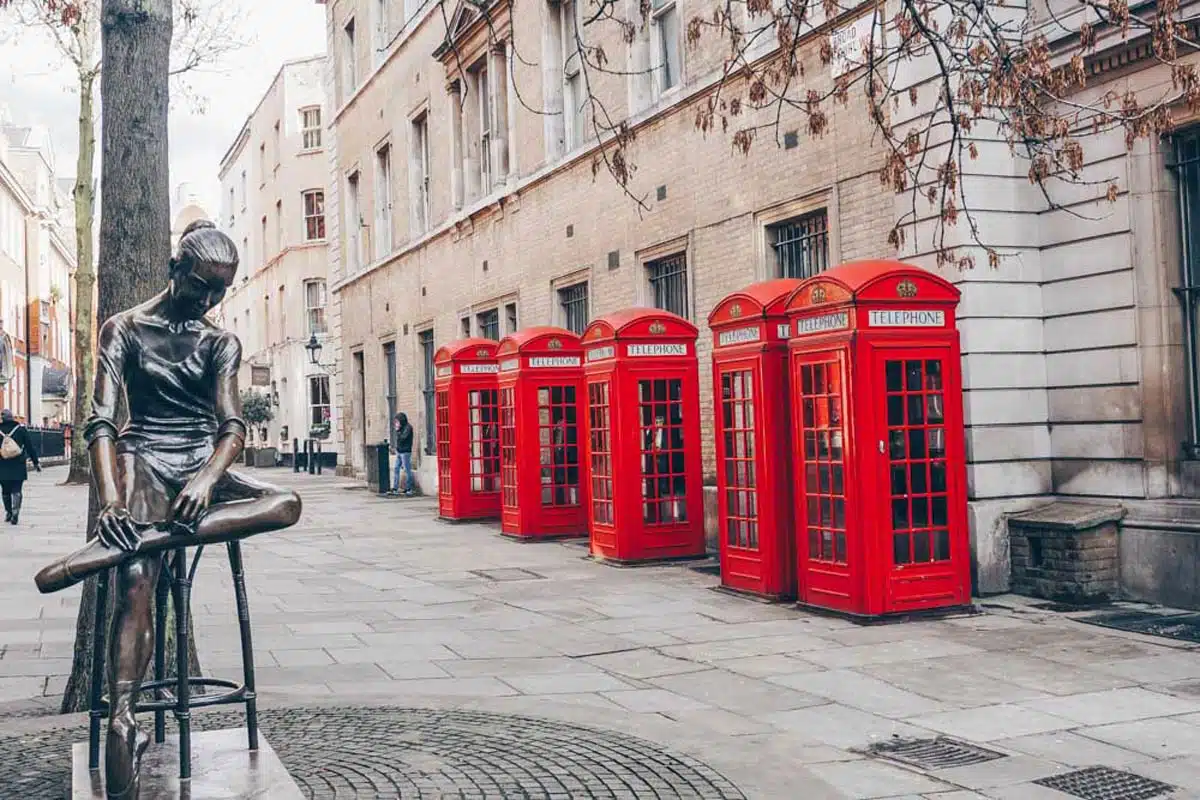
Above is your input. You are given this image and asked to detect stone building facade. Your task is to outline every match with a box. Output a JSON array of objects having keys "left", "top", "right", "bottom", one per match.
[
  {"left": 215, "top": 56, "right": 342, "bottom": 464},
  {"left": 321, "top": 0, "right": 1200, "bottom": 606}
]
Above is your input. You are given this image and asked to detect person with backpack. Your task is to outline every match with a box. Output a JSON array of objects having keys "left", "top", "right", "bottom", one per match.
[
  {"left": 0, "top": 408, "right": 41, "bottom": 524},
  {"left": 389, "top": 412, "right": 415, "bottom": 496}
]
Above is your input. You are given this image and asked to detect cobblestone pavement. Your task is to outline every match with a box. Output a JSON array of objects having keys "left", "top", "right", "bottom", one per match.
[{"left": 3, "top": 467, "right": 1200, "bottom": 798}]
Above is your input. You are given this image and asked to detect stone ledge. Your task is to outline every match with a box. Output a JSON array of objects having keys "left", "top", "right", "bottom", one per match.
[{"left": 1007, "top": 501, "right": 1126, "bottom": 531}]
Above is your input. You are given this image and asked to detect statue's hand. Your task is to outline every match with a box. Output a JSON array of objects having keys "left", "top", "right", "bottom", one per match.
[
  {"left": 170, "top": 473, "right": 217, "bottom": 525},
  {"left": 96, "top": 503, "right": 141, "bottom": 553}
]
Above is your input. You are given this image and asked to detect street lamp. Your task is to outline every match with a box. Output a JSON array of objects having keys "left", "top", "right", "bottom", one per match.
[{"left": 305, "top": 333, "right": 323, "bottom": 366}]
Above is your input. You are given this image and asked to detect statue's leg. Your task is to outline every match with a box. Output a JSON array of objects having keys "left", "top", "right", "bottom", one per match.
[
  {"left": 105, "top": 554, "right": 158, "bottom": 799},
  {"left": 194, "top": 469, "right": 301, "bottom": 540},
  {"left": 106, "top": 453, "right": 172, "bottom": 800}
]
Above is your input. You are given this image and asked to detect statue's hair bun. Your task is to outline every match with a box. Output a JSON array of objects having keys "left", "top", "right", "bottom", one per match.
[{"left": 181, "top": 219, "right": 217, "bottom": 238}]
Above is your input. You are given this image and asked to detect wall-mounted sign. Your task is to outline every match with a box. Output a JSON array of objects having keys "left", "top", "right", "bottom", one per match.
[
  {"left": 627, "top": 343, "right": 687, "bottom": 357},
  {"left": 717, "top": 325, "right": 761, "bottom": 347},
  {"left": 586, "top": 346, "right": 615, "bottom": 362},
  {"left": 499, "top": 358, "right": 520, "bottom": 372},
  {"left": 794, "top": 311, "right": 850, "bottom": 336},
  {"left": 868, "top": 309, "right": 944, "bottom": 327},
  {"left": 251, "top": 365, "right": 271, "bottom": 386},
  {"left": 436, "top": 365, "right": 453, "bottom": 378},
  {"left": 460, "top": 363, "right": 500, "bottom": 374},
  {"left": 529, "top": 356, "right": 581, "bottom": 368}
]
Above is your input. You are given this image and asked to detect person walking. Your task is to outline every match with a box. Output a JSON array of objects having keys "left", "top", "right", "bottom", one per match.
[
  {"left": 390, "top": 412, "right": 415, "bottom": 496},
  {"left": 0, "top": 409, "right": 41, "bottom": 524}
]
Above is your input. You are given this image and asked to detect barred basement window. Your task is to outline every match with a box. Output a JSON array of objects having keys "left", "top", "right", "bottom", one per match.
[
  {"left": 559, "top": 282, "right": 589, "bottom": 334},
  {"left": 647, "top": 252, "right": 689, "bottom": 319},
  {"left": 769, "top": 209, "right": 829, "bottom": 279},
  {"left": 477, "top": 308, "right": 500, "bottom": 341}
]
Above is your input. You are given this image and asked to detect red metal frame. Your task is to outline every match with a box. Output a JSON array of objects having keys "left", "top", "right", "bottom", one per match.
[
  {"left": 581, "top": 308, "right": 705, "bottom": 563},
  {"left": 785, "top": 260, "right": 970, "bottom": 617},
  {"left": 496, "top": 327, "right": 588, "bottom": 539},
  {"left": 433, "top": 338, "right": 502, "bottom": 521},
  {"left": 709, "top": 279, "right": 802, "bottom": 600}
]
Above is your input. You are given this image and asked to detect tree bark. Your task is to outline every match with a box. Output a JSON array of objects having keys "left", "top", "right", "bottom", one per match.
[
  {"left": 61, "top": 0, "right": 202, "bottom": 714},
  {"left": 65, "top": 59, "right": 96, "bottom": 486}
]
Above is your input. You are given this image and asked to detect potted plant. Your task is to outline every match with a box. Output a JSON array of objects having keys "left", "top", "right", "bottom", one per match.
[{"left": 240, "top": 389, "right": 275, "bottom": 466}]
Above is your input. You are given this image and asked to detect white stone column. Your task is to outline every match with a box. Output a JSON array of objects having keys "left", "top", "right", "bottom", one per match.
[
  {"left": 505, "top": 42, "right": 519, "bottom": 182},
  {"left": 450, "top": 81, "right": 465, "bottom": 209},
  {"left": 490, "top": 45, "right": 510, "bottom": 183},
  {"left": 542, "top": 0, "right": 565, "bottom": 160}
]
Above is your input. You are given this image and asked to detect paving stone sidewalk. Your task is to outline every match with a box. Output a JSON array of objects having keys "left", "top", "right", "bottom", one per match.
[{"left": 2, "top": 467, "right": 1200, "bottom": 798}]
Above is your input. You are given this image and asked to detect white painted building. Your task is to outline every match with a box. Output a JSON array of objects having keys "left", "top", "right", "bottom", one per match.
[
  {"left": 214, "top": 56, "right": 341, "bottom": 466},
  {"left": 0, "top": 123, "right": 75, "bottom": 428}
]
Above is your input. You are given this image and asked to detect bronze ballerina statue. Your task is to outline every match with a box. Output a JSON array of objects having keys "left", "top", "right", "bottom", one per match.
[{"left": 36, "top": 220, "right": 301, "bottom": 798}]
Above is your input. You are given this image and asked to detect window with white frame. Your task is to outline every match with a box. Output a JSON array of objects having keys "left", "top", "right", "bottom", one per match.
[
  {"left": 240, "top": 170, "right": 247, "bottom": 208},
  {"left": 303, "top": 190, "right": 325, "bottom": 241},
  {"left": 651, "top": 0, "right": 681, "bottom": 94},
  {"left": 646, "top": 252, "right": 689, "bottom": 319},
  {"left": 301, "top": 107, "right": 322, "bottom": 150},
  {"left": 505, "top": 302, "right": 518, "bottom": 334},
  {"left": 259, "top": 142, "right": 267, "bottom": 186},
  {"left": 275, "top": 199, "right": 283, "bottom": 253},
  {"left": 228, "top": 187, "right": 235, "bottom": 226},
  {"left": 260, "top": 215, "right": 268, "bottom": 261},
  {"left": 375, "top": 143, "right": 393, "bottom": 258},
  {"left": 461, "top": 316, "right": 471, "bottom": 337},
  {"left": 343, "top": 17, "right": 358, "bottom": 99},
  {"left": 411, "top": 112, "right": 431, "bottom": 233},
  {"left": 273, "top": 121, "right": 281, "bottom": 168},
  {"left": 309, "top": 374, "right": 331, "bottom": 427},
  {"left": 305, "top": 279, "right": 328, "bottom": 335},
  {"left": 767, "top": 208, "right": 829, "bottom": 279},
  {"left": 562, "top": 0, "right": 585, "bottom": 149},
  {"left": 558, "top": 282, "right": 589, "bottom": 334},
  {"left": 346, "top": 170, "right": 362, "bottom": 272}
]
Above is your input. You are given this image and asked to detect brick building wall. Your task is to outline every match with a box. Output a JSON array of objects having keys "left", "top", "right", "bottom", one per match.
[{"left": 325, "top": 0, "right": 897, "bottom": 480}]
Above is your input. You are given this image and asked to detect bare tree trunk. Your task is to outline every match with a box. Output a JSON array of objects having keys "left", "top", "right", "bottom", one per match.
[
  {"left": 61, "top": 0, "right": 201, "bottom": 714},
  {"left": 65, "top": 62, "right": 96, "bottom": 486}
]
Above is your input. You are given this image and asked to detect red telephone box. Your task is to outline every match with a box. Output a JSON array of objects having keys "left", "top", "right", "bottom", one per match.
[
  {"left": 433, "top": 338, "right": 502, "bottom": 521},
  {"left": 709, "top": 278, "right": 803, "bottom": 600},
  {"left": 581, "top": 309, "right": 705, "bottom": 563},
  {"left": 496, "top": 327, "right": 588, "bottom": 539},
  {"left": 785, "top": 260, "right": 970, "bottom": 617}
]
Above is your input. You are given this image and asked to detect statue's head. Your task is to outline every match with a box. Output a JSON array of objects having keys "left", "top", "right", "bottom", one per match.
[{"left": 169, "top": 219, "right": 239, "bottom": 320}]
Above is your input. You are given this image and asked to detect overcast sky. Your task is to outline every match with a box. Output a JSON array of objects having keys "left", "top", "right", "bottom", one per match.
[{"left": 0, "top": 0, "right": 327, "bottom": 220}]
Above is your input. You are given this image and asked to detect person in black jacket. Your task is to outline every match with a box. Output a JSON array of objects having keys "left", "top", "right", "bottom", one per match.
[
  {"left": 389, "top": 412, "right": 415, "bottom": 495},
  {"left": 0, "top": 408, "right": 41, "bottom": 524}
]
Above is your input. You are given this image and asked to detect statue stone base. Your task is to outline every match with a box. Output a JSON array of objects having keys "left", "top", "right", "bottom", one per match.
[{"left": 72, "top": 729, "right": 302, "bottom": 799}]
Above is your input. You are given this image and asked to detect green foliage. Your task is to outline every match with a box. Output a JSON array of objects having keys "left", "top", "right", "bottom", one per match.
[{"left": 240, "top": 388, "right": 274, "bottom": 426}]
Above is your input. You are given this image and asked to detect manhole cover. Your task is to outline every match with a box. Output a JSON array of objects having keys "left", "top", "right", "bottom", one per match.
[
  {"left": 469, "top": 567, "right": 546, "bottom": 581},
  {"left": 1078, "top": 611, "right": 1200, "bottom": 644},
  {"left": 0, "top": 706, "right": 746, "bottom": 799},
  {"left": 867, "top": 737, "right": 1006, "bottom": 770},
  {"left": 1034, "top": 766, "right": 1176, "bottom": 800}
]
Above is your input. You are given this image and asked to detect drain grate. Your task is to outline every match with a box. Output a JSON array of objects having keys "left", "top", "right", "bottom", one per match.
[
  {"left": 469, "top": 568, "right": 547, "bottom": 582},
  {"left": 867, "top": 737, "right": 1005, "bottom": 770},
  {"left": 1078, "top": 611, "right": 1200, "bottom": 644},
  {"left": 1034, "top": 767, "right": 1176, "bottom": 800}
]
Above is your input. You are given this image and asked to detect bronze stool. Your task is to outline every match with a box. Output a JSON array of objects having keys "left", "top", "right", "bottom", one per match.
[{"left": 86, "top": 541, "right": 259, "bottom": 781}]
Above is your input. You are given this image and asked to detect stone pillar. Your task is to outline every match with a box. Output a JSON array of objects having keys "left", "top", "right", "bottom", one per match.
[
  {"left": 506, "top": 42, "right": 519, "bottom": 183},
  {"left": 542, "top": 0, "right": 565, "bottom": 160},
  {"left": 491, "top": 45, "right": 510, "bottom": 183},
  {"left": 449, "top": 81, "right": 464, "bottom": 209}
]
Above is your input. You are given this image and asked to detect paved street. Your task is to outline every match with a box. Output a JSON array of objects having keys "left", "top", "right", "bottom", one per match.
[{"left": 2, "top": 467, "right": 1200, "bottom": 798}]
